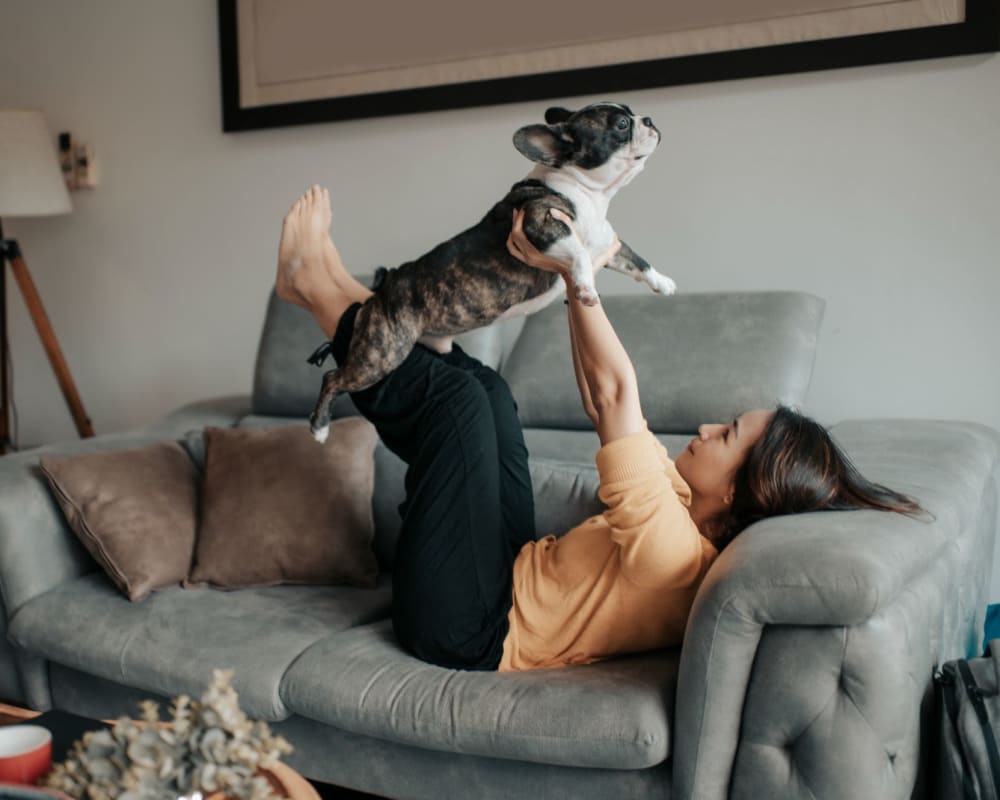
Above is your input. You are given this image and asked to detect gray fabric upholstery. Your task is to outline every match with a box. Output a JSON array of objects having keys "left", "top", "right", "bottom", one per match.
[
  {"left": 672, "top": 419, "right": 1000, "bottom": 800},
  {"left": 369, "top": 452, "right": 609, "bottom": 573},
  {"left": 370, "top": 440, "right": 702, "bottom": 565},
  {"left": 4, "top": 284, "right": 998, "bottom": 800},
  {"left": 43, "top": 664, "right": 672, "bottom": 800},
  {"left": 232, "top": 414, "right": 299, "bottom": 431},
  {"left": 0, "top": 596, "right": 22, "bottom": 704},
  {"left": 251, "top": 290, "right": 357, "bottom": 420},
  {"left": 48, "top": 663, "right": 172, "bottom": 720},
  {"left": 252, "top": 279, "right": 525, "bottom": 419},
  {"left": 272, "top": 711, "right": 673, "bottom": 800},
  {"left": 502, "top": 291, "right": 824, "bottom": 432},
  {"left": 231, "top": 420, "right": 608, "bottom": 570},
  {"left": 0, "top": 431, "right": 199, "bottom": 708},
  {"left": 523, "top": 428, "right": 692, "bottom": 465},
  {"left": 0, "top": 430, "right": 177, "bottom": 616},
  {"left": 12, "top": 652, "right": 50, "bottom": 711},
  {"left": 280, "top": 618, "right": 677, "bottom": 769},
  {"left": 370, "top": 443, "right": 406, "bottom": 571},
  {"left": 8, "top": 572, "right": 392, "bottom": 720},
  {"left": 136, "top": 394, "right": 252, "bottom": 437},
  {"left": 527, "top": 456, "right": 603, "bottom": 540}
]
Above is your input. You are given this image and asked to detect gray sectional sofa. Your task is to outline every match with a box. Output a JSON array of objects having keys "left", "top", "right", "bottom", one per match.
[{"left": 2, "top": 284, "right": 998, "bottom": 800}]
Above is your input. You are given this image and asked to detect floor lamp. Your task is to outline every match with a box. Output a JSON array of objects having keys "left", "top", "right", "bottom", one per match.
[{"left": 0, "top": 109, "right": 94, "bottom": 453}]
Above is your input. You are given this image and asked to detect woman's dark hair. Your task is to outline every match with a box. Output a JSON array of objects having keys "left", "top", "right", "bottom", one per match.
[{"left": 714, "top": 405, "right": 924, "bottom": 549}]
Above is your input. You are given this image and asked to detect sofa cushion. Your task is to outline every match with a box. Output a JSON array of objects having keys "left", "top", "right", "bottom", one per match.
[
  {"left": 252, "top": 283, "right": 526, "bottom": 419},
  {"left": 7, "top": 572, "right": 392, "bottom": 720},
  {"left": 523, "top": 428, "right": 692, "bottom": 466},
  {"left": 188, "top": 419, "right": 379, "bottom": 590},
  {"left": 280, "top": 619, "right": 678, "bottom": 770},
  {"left": 226, "top": 429, "right": 691, "bottom": 570},
  {"left": 235, "top": 416, "right": 407, "bottom": 574},
  {"left": 367, "top": 452, "right": 614, "bottom": 572},
  {"left": 502, "top": 292, "right": 824, "bottom": 433},
  {"left": 230, "top": 422, "right": 610, "bottom": 572},
  {"left": 38, "top": 442, "right": 199, "bottom": 602}
]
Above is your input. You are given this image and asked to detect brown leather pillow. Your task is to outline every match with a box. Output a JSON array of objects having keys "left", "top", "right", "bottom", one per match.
[
  {"left": 187, "top": 418, "right": 379, "bottom": 590},
  {"left": 39, "top": 442, "right": 200, "bottom": 602}
]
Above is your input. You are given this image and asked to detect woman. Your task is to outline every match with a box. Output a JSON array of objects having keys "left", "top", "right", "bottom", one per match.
[{"left": 275, "top": 185, "right": 919, "bottom": 673}]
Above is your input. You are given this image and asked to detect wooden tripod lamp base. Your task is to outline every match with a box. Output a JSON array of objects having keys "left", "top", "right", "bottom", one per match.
[{"left": 0, "top": 236, "right": 94, "bottom": 454}]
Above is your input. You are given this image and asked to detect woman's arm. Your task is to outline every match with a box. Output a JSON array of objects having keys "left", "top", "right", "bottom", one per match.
[
  {"left": 566, "top": 307, "right": 599, "bottom": 424},
  {"left": 564, "top": 285, "right": 645, "bottom": 445},
  {"left": 507, "top": 209, "right": 645, "bottom": 446}
]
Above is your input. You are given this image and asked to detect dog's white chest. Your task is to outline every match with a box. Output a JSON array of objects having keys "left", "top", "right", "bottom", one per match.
[
  {"left": 581, "top": 218, "right": 616, "bottom": 253},
  {"left": 543, "top": 212, "right": 614, "bottom": 264}
]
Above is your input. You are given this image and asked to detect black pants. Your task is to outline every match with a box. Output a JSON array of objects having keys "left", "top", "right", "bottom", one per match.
[{"left": 328, "top": 302, "right": 535, "bottom": 670}]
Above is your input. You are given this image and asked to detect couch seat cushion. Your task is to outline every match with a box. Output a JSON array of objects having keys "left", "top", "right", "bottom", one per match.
[
  {"left": 280, "top": 619, "right": 678, "bottom": 770},
  {"left": 8, "top": 572, "right": 392, "bottom": 720}
]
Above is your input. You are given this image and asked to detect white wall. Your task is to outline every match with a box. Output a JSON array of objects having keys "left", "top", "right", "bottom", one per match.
[{"left": 1, "top": 0, "right": 998, "bottom": 449}]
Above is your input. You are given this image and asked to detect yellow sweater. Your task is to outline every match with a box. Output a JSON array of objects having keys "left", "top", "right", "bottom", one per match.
[{"left": 498, "top": 429, "right": 718, "bottom": 671}]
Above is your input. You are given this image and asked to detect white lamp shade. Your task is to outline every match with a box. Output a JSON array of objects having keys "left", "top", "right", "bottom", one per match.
[{"left": 0, "top": 109, "right": 72, "bottom": 218}]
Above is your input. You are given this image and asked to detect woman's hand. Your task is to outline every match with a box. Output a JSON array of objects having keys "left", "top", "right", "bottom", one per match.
[
  {"left": 506, "top": 208, "right": 568, "bottom": 274},
  {"left": 506, "top": 208, "right": 623, "bottom": 277}
]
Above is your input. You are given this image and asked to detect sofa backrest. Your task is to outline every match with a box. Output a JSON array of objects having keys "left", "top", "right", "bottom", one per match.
[
  {"left": 501, "top": 291, "right": 825, "bottom": 433},
  {"left": 252, "top": 277, "right": 526, "bottom": 419},
  {"left": 253, "top": 282, "right": 824, "bottom": 433}
]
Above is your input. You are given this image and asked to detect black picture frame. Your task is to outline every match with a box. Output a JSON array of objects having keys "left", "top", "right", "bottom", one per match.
[{"left": 218, "top": 0, "right": 1000, "bottom": 133}]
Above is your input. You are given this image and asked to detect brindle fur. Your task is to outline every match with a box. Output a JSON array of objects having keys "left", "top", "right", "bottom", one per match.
[
  {"left": 307, "top": 179, "right": 575, "bottom": 438},
  {"left": 307, "top": 101, "right": 666, "bottom": 440}
]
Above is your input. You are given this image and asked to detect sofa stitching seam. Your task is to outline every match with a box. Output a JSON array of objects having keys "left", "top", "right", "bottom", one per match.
[{"left": 689, "top": 593, "right": 739, "bottom": 793}]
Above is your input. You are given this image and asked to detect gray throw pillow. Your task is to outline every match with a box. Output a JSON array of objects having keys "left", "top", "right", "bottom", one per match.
[
  {"left": 187, "top": 417, "right": 379, "bottom": 590},
  {"left": 39, "top": 442, "right": 200, "bottom": 602}
]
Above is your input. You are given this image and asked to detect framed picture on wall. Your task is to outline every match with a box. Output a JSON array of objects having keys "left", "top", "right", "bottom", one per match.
[{"left": 218, "top": 0, "right": 1000, "bottom": 132}]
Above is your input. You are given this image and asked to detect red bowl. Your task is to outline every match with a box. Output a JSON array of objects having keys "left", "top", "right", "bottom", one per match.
[{"left": 0, "top": 726, "right": 52, "bottom": 786}]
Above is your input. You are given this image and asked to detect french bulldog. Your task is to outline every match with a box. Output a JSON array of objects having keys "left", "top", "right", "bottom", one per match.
[{"left": 306, "top": 102, "right": 675, "bottom": 442}]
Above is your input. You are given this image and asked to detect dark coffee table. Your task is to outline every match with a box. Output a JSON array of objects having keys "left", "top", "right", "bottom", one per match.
[{"left": 1, "top": 705, "right": 382, "bottom": 800}]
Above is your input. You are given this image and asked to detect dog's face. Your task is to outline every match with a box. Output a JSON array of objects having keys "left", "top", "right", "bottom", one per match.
[{"left": 513, "top": 102, "right": 660, "bottom": 186}]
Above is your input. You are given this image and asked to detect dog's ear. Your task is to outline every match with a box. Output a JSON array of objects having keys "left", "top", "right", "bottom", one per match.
[
  {"left": 544, "top": 107, "right": 573, "bottom": 124},
  {"left": 513, "top": 124, "right": 575, "bottom": 167}
]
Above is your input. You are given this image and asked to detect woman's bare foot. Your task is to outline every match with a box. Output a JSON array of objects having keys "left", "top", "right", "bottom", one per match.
[
  {"left": 276, "top": 185, "right": 361, "bottom": 338},
  {"left": 276, "top": 185, "right": 337, "bottom": 310}
]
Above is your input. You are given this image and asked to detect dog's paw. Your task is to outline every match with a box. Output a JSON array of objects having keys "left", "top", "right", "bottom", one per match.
[
  {"left": 311, "top": 424, "right": 330, "bottom": 444},
  {"left": 647, "top": 272, "right": 677, "bottom": 296},
  {"left": 575, "top": 283, "right": 601, "bottom": 306}
]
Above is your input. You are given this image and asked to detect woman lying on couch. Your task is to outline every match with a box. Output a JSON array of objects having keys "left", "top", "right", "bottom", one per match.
[{"left": 274, "top": 184, "right": 919, "bottom": 672}]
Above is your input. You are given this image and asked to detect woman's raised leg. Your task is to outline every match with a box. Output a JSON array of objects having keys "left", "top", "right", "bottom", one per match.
[
  {"left": 275, "top": 184, "right": 371, "bottom": 337},
  {"left": 440, "top": 347, "right": 535, "bottom": 558},
  {"left": 276, "top": 185, "right": 514, "bottom": 669},
  {"left": 323, "top": 305, "right": 515, "bottom": 670}
]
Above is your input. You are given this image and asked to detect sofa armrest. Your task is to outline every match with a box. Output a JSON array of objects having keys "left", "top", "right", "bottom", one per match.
[
  {"left": 673, "top": 419, "right": 1000, "bottom": 799},
  {"left": 0, "top": 594, "right": 22, "bottom": 703},
  {"left": 0, "top": 429, "right": 188, "bottom": 620},
  {"left": 137, "top": 393, "right": 253, "bottom": 437},
  {"left": 1, "top": 429, "right": 195, "bottom": 709}
]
